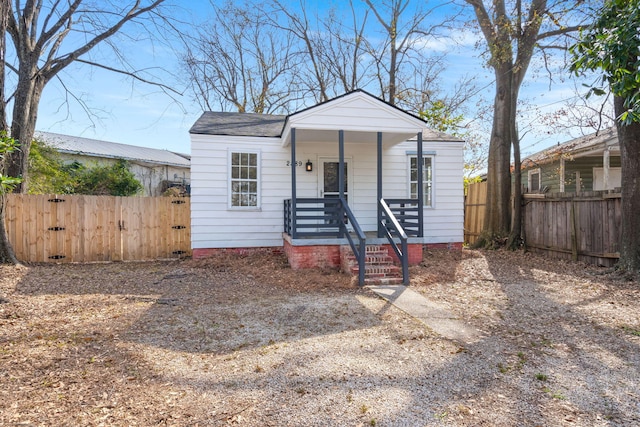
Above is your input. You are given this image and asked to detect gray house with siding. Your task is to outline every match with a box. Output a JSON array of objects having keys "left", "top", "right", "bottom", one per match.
[
  {"left": 520, "top": 128, "right": 620, "bottom": 194},
  {"left": 189, "top": 90, "right": 464, "bottom": 284}
]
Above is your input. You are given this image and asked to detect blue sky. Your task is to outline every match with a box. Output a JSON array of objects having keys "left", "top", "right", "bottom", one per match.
[{"left": 29, "top": 0, "right": 603, "bottom": 157}]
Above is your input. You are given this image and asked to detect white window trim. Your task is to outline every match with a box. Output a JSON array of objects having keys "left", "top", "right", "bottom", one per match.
[
  {"left": 407, "top": 154, "right": 434, "bottom": 209},
  {"left": 228, "top": 149, "right": 261, "bottom": 210},
  {"left": 528, "top": 168, "right": 541, "bottom": 192}
]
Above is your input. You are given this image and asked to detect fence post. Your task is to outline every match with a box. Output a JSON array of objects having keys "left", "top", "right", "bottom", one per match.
[{"left": 570, "top": 200, "right": 578, "bottom": 261}]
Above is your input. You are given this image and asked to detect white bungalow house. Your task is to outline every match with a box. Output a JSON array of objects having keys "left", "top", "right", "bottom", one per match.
[{"left": 189, "top": 90, "right": 464, "bottom": 284}]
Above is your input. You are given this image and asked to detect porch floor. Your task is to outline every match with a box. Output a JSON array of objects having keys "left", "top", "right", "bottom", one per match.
[{"left": 282, "top": 231, "right": 425, "bottom": 247}]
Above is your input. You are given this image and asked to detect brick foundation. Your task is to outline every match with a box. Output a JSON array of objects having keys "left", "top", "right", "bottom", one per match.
[
  {"left": 194, "top": 241, "right": 463, "bottom": 270},
  {"left": 283, "top": 240, "right": 341, "bottom": 269},
  {"left": 384, "top": 243, "right": 424, "bottom": 265}
]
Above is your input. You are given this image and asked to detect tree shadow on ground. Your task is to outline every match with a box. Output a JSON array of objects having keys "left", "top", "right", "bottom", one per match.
[{"left": 3, "top": 250, "right": 640, "bottom": 425}]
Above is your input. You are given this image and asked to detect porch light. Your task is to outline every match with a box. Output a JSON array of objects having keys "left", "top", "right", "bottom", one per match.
[{"left": 306, "top": 160, "right": 313, "bottom": 172}]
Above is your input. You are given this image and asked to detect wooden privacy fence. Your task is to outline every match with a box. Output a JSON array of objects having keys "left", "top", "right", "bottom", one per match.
[
  {"left": 522, "top": 192, "right": 621, "bottom": 267},
  {"left": 4, "top": 194, "right": 191, "bottom": 263},
  {"left": 464, "top": 180, "right": 487, "bottom": 245}
]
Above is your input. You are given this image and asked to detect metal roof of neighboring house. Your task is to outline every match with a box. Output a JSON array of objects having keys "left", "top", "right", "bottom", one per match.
[
  {"left": 189, "top": 112, "right": 287, "bottom": 137},
  {"left": 35, "top": 131, "right": 191, "bottom": 168},
  {"left": 522, "top": 127, "right": 619, "bottom": 168}
]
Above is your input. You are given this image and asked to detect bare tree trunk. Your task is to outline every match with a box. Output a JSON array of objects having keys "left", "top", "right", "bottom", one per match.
[
  {"left": 481, "top": 63, "right": 513, "bottom": 243},
  {"left": 6, "top": 67, "right": 44, "bottom": 193},
  {"left": 5, "top": 39, "right": 46, "bottom": 193},
  {"left": 0, "top": 0, "right": 19, "bottom": 264},
  {"left": 0, "top": 195, "right": 18, "bottom": 264},
  {"left": 615, "top": 95, "right": 640, "bottom": 274},
  {"left": 0, "top": 0, "right": 7, "bottom": 132},
  {"left": 509, "top": 78, "right": 523, "bottom": 249}
]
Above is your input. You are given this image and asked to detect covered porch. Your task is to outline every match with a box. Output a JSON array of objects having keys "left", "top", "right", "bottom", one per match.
[{"left": 279, "top": 92, "right": 430, "bottom": 285}]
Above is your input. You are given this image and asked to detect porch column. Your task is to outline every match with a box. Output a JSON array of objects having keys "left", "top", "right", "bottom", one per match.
[
  {"left": 377, "top": 131, "right": 383, "bottom": 238},
  {"left": 339, "top": 130, "right": 345, "bottom": 199},
  {"left": 603, "top": 148, "right": 610, "bottom": 191},
  {"left": 339, "top": 130, "right": 345, "bottom": 238},
  {"left": 417, "top": 132, "right": 424, "bottom": 237},
  {"left": 291, "top": 128, "right": 297, "bottom": 238}
]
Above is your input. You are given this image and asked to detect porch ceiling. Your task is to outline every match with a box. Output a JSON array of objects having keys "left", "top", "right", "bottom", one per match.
[{"left": 283, "top": 128, "right": 416, "bottom": 146}]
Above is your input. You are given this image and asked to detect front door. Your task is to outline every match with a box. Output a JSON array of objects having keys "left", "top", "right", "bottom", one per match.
[
  {"left": 319, "top": 158, "right": 349, "bottom": 200},
  {"left": 319, "top": 158, "right": 351, "bottom": 227}
]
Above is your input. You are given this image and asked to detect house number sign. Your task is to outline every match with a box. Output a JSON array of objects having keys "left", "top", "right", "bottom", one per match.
[{"left": 286, "top": 160, "right": 303, "bottom": 167}]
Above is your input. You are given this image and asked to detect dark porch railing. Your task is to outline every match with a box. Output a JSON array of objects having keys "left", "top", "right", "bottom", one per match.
[
  {"left": 379, "top": 198, "right": 409, "bottom": 285},
  {"left": 381, "top": 198, "right": 422, "bottom": 237},
  {"left": 284, "top": 197, "right": 366, "bottom": 285}
]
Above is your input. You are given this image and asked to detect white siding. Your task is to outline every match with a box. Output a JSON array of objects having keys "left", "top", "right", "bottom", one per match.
[
  {"left": 191, "top": 134, "right": 291, "bottom": 248},
  {"left": 191, "top": 133, "right": 464, "bottom": 249}
]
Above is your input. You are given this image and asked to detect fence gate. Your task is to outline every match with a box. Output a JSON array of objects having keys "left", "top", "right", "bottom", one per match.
[{"left": 4, "top": 194, "right": 191, "bottom": 263}]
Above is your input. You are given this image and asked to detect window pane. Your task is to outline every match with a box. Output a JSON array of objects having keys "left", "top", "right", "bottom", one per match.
[
  {"left": 230, "top": 152, "right": 259, "bottom": 207},
  {"left": 324, "top": 162, "right": 339, "bottom": 193},
  {"left": 531, "top": 173, "right": 540, "bottom": 191},
  {"left": 409, "top": 156, "right": 433, "bottom": 206}
]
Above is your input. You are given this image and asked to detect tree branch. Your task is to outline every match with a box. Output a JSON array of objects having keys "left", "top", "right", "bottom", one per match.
[
  {"left": 74, "top": 58, "right": 182, "bottom": 95},
  {"left": 44, "top": 0, "right": 166, "bottom": 80},
  {"left": 537, "top": 25, "right": 582, "bottom": 40}
]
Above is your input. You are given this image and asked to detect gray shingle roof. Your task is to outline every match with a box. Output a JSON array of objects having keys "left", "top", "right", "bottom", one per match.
[
  {"left": 189, "top": 112, "right": 286, "bottom": 137},
  {"left": 35, "top": 131, "right": 190, "bottom": 168}
]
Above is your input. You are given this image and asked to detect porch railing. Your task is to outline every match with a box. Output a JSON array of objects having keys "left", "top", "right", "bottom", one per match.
[
  {"left": 379, "top": 198, "right": 409, "bottom": 285},
  {"left": 382, "top": 198, "right": 422, "bottom": 237},
  {"left": 284, "top": 197, "right": 366, "bottom": 285}
]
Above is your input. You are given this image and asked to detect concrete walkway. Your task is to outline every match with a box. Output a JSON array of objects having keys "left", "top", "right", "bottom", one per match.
[{"left": 367, "top": 285, "right": 482, "bottom": 345}]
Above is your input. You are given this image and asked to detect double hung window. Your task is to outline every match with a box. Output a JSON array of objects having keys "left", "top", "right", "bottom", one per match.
[
  {"left": 409, "top": 156, "right": 433, "bottom": 207},
  {"left": 230, "top": 151, "right": 259, "bottom": 208}
]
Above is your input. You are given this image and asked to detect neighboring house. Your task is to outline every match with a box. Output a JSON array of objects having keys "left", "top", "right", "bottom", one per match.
[
  {"left": 189, "top": 90, "right": 464, "bottom": 279},
  {"left": 36, "top": 131, "right": 191, "bottom": 196},
  {"left": 520, "top": 128, "right": 620, "bottom": 194}
]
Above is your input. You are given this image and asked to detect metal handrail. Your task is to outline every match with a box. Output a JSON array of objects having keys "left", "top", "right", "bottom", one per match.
[
  {"left": 338, "top": 197, "right": 366, "bottom": 286},
  {"left": 379, "top": 198, "right": 409, "bottom": 285}
]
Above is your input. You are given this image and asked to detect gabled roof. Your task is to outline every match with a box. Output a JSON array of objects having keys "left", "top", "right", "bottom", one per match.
[
  {"left": 188, "top": 90, "right": 462, "bottom": 143},
  {"left": 522, "top": 127, "right": 619, "bottom": 168},
  {"left": 189, "top": 112, "right": 287, "bottom": 137},
  {"left": 35, "top": 131, "right": 190, "bottom": 168}
]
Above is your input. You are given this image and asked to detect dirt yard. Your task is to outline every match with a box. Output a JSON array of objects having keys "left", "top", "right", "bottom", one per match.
[{"left": 1, "top": 249, "right": 639, "bottom": 426}]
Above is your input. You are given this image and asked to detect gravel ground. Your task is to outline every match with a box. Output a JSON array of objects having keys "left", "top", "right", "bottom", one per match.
[{"left": 1, "top": 249, "right": 639, "bottom": 426}]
